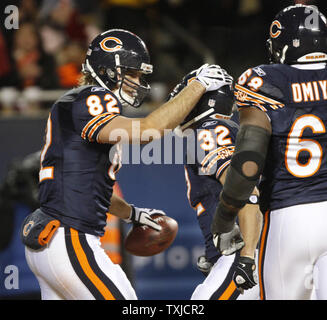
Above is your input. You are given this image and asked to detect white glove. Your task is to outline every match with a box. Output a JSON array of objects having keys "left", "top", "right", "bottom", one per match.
[
  {"left": 124, "top": 206, "right": 166, "bottom": 231},
  {"left": 213, "top": 223, "right": 245, "bottom": 255},
  {"left": 195, "top": 64, "right": 233, "bottom": 92}
]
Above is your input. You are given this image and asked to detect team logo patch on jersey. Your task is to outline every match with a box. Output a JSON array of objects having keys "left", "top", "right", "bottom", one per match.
[
  {"left": 235, "top": 90, "right": 248, "bottom": 102},
  {"left": 202, "top": 121, "right": 218, "bottom": 128},
  {"left": 201, "top": 146, "right": 235, "bottom": 175},
  {"left": 91, "top": 87, "right": 105, "bottom": 92},
  {"left": 253, "top": 67, "right": 266, "bottom": 77}
]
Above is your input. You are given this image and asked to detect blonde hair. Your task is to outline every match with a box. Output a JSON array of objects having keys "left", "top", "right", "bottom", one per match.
[{"left": 78, "top": 72, "right": 97, "bottom": 87}]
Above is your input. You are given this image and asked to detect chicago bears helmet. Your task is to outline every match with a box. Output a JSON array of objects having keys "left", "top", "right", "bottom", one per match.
[
  {"left": 168, "top": 81, "right": 234, "bottom": 131},
  {"left": 82, "top": 29, "right": 153, "bottom": 107},
  {"left": 180, "top": 85, "right": 234, "bottom": 130},
  {"left": 267, "top": 4, "right": 327, "bottom": 64}
]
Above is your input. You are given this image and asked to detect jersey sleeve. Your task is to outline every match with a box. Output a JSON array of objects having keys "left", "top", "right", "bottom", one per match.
[
  {"left": 193, "top": 120, "right": 238, "bottom": 180},
  {"left": 72, "top": 87, "right": 121, "bottom": 142},
  {"left": 234, "top": 66, "right": 285, "bottom": 112}
]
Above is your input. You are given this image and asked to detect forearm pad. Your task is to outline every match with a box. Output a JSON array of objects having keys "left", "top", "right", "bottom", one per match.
[
  {"left": 211, "top": 199, "right": 238, "bottom": 234},
  {"left": 222, "top": 124, "right": 271, "bottom": 208}
]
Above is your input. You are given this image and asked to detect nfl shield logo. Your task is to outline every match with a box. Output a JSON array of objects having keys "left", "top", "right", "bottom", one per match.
[
  {"left": 208, "top": 99, "right": 216, "bottom": 107},
  {"left": 293, "top": 39, "right": 300, "bottom": 48}
]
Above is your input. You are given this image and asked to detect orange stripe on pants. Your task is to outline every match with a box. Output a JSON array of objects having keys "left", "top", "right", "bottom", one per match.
[
  {"left": 218, "top": 281, "right": 237, "bottom": 300},
  {"left": 70, "top": 228, "right": 116, "bottom": 300},
  {"left": 258, "top": 210, "right": 270, "bottom": 300}
]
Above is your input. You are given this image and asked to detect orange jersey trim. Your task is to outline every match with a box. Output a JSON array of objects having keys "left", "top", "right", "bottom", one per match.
[
  {"left": 81, "top": 113, "right": 116, "bottom": 141},
  {"left": 216, "top": 159, "right": 231, "bottom": 179},
  {"left": 87, "top": 114, "right": 117, "bottom": 141},
  {"left": 201, "top": 146, "right": 234, "bottom": 167},
  {"left": 235, "top": 84, "right": 284, "bottom": 109}
]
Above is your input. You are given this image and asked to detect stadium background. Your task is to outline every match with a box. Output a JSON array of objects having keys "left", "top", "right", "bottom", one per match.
[{"left": 0, "top": 0, "right": 325, "bottom": 300}]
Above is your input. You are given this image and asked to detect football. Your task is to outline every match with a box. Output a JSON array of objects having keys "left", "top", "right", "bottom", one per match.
[{"left": 124, "top": 214, "right": 178, "bottom": 256}]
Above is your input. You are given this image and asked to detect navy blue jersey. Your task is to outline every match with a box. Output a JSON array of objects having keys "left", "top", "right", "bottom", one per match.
[
  {"left": 39, "top": 85, "right": 122, "bottom": 236},
  {"left": 184, "top": 117, "right": 239, "bottom": 262},
  {"left": 234, "top": 63, "right": 327, "bottom": 212}
]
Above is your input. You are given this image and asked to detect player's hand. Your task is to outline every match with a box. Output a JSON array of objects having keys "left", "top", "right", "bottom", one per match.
[
  {"left": 195, "top": 64, "right": 233, "bottom": 92},
  {"left": 232, "top": 256, "right": 257, "bottom": 292},
  {"left": 212, "top": 224, "right": 245, "bottom": 255},
  {"left": 124, "top": 206, "right": 164, "bottom": 231},
  {"left": 196, "top": 255, "right": 213, "bottom": 277},
  {"left": 167, "top": 64, "right": 233, "bottom": 101}
]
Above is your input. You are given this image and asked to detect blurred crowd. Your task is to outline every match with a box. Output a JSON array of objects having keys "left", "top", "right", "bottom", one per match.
[{"left": 0, "top": 0, "right": 325, "bottom": 115}]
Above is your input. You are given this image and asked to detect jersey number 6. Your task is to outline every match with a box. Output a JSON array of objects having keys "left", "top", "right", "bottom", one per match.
[{"left": 285, "top": 114, "right": 326, "bottom": 178}]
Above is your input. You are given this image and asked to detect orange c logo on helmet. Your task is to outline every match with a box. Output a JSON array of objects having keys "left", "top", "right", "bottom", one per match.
[
  {"left": 100, "top": 37, "right": 123, "bottom": 52},
  {"left": 270, "top": 20, "right": 282, "bottom": 38}
]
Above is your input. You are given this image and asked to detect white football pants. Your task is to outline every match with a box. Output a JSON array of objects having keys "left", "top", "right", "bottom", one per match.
[
  {"left": 25, "top": 227, "right": 137, "bottom": 300},
  {"left": 259, "top": 201, "right": 327, "bottom": 300}
]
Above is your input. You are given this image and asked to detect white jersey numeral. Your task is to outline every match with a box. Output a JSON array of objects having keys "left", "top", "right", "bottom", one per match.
[
  {"left": 39, "top": 114, "right": 54, "bottom": 182},
  {"left": 285, "top": 114, "right": 325, "bottom": 178},
  {"left": 86, "top": 94, "right": 119, "bottom": 116},
  {"left": 198, "top": 125, "right": 232, "bottom": 151}
]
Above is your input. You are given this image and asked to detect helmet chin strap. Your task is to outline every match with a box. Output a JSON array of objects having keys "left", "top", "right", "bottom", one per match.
[
  {"left": 173, "top": 125, "right": 186, "bottom": 138},
  {"left": 112, "top": 87, "right": 135, "bottom": 107},
  {"left": 180, "top": 108, "right": 215, "bottom": 131},
  {"left": 85, "top": 59, "right": 111, "bottom": 91},
  {"left": 280, "top": 45, "right": 289, "bottom": 64}
]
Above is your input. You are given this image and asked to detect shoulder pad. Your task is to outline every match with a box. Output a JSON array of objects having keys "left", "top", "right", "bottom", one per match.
[
  {"left": 236, "top": 65, "right": 285, "bottom": 110},
  {"left": 250, "top": 65, "right": 287, "bottom": 99},
  {"left": 252, "top": 66, "right": 267, "bottom": 77},
  {"left": 56, "top": 85, "right": 94, "bottom": 103}
]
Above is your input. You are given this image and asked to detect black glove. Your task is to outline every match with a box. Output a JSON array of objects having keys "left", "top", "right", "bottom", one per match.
[{"left": 232, "top": 256, "right": 257, "bottom": 291}]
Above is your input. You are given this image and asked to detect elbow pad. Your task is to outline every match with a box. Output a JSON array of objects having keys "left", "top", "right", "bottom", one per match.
[{"left": 222, "top": 124, "right": 271, "bottom": 208}]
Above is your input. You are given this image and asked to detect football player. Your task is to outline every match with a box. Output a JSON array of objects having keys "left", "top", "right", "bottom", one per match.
[
  {"left": 20, "top": 29, "right": 233, "bottom": 300},
  {"left": 212, "top": 4, "right": 327, "bottom": 299},
  {"left": 168, "top": 71, "right": 262, "bottom": 300}
]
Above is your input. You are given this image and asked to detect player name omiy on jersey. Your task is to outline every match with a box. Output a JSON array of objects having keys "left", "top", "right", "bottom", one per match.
[{"left": 291, "top": 80, "right": 327, "bottom": 103}]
